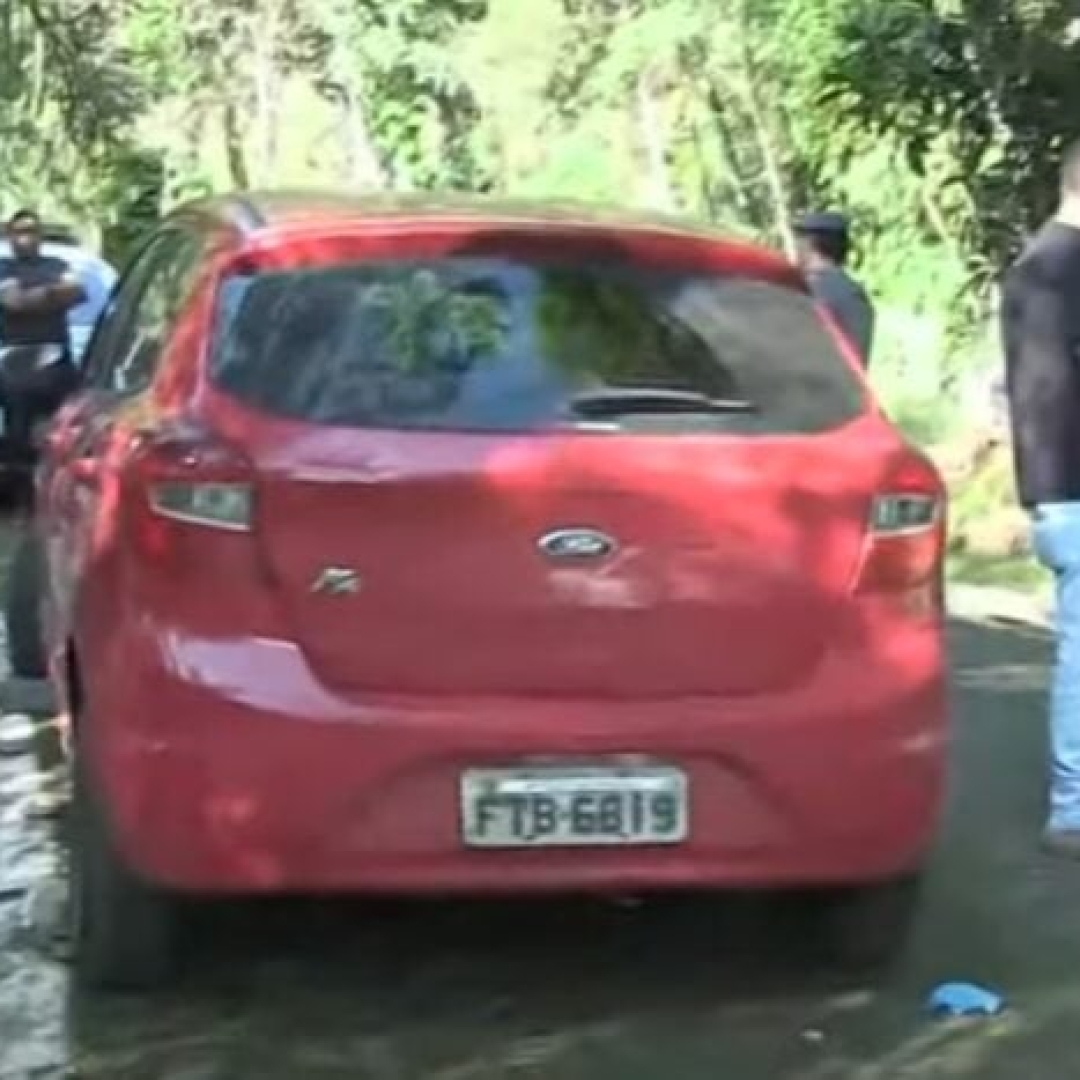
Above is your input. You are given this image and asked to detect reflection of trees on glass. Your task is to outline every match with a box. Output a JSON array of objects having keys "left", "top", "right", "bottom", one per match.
[
  {"left": 534, "top": 267, "right": 740, "bottom": 400},
  {"left": 218, "top": 263, "right": 513, "bottom": 424},
  {"left": 320, "top": 266, "right": 511, "bottom": 421},
  {"left": 213, "top": 257, "right": 786, "bottom": 431},
  {"left": 361, "top": 267, "right": 510, "bottom": 375}
]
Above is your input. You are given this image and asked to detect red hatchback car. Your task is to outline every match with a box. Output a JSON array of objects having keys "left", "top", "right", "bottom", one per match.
[{"left": 14, "top": 193, "right": 947, "bottom": 989}]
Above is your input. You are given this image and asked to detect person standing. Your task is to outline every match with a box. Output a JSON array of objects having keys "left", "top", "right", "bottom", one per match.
[
  {"left": 0, "top": 208, "right": 85, "bottom": 353},
  {"left": 794, "top": 211, "right": 875, "bottom": 365},
  {"left": 1002, "top": 138, "right": 1080, "bottom": 858},
  {"left": 0, "top": 208, "right": 85, "bottom": 501}
]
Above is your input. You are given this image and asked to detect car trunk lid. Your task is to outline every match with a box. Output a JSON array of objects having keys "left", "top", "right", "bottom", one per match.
[{"left": 235, "top": 428, "right": 875, "bottom": 696}]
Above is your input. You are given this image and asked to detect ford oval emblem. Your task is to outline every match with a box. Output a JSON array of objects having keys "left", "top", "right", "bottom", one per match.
[{"left": 538, "top": 528, "right": 618, "bottom": 562}]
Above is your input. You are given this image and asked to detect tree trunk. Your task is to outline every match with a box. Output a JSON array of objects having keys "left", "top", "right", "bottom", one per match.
[
  {"left": 919, "top": 182, "right": 963, "bottom": 260},
  {"left": 252, "top": 6, "right": 282, "bottom": 184},
  {"left": 732, "top": 0, "right": 795, "bottom": 255},
  {"left": 341, "top": 80, "right": 389, "bottom": 190},
  {"left": 705, "top": 82, "right": 758, "bottom": 226},
  {"left": 635, "top": 69, "right": 676, "bottom": 210},
  {"left": 222, "top": 102, "right": 252, "bottom": 190}
]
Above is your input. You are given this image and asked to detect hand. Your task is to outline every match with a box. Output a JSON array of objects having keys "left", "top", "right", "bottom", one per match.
[
  {"left": 20, "top": 285, "right": 49, "bottom": 307},
  {"left": 0, "top": 279, "right": 24, "bottom": 309},
  {"left": 48, "top": 272, "right": 86, "bottom": 309}
]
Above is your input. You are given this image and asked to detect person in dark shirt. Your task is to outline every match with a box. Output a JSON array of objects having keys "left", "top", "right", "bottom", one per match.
[
  {"left": 0, "top": 209, "right": 85, "bottom": 498},
  {"left": 794, "top": 211, "right": 875, "bottom": 365},
  {"left": 0, "top": 208, "right": 85, "bottom": 349},
  {"left": 1002, "top": 138, "right": 1080, "bottom": 858}
]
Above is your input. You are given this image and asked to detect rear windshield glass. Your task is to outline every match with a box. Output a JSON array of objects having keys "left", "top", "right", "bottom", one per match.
[{"left": 210, "top": 256, "right": 865, "bottom": 434}]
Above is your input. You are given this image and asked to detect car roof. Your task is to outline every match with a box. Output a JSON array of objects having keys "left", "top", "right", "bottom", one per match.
[{"left": 174, "top": 190, "right": 789, "bottom": 269}]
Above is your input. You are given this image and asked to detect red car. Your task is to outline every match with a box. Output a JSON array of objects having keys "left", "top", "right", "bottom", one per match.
[{"left": 15, "top": 193, "right": 947, "bottom": 989}]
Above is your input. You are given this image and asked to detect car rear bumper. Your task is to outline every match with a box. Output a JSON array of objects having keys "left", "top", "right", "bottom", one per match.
[{"left": 78, "top": 617, "right": 948, "bottom": 896}]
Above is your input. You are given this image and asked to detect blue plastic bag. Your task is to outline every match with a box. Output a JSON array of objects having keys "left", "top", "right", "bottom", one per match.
[{"left": 927, "top": 982, "right": 1005, "bottom": 1017}]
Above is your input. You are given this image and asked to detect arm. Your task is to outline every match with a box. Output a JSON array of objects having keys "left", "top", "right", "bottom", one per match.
[
  {"left": 852, "top": 287, "right": 875, "bottom": 364},
  {"left": 45, "top": 269, "right": 86, "bottom": 311},
  {"left": 37, "top": 268, "right": 86, "bottom": 313},
  {"left": 0, "top": 272, "right": 25, "bottom": 313},
  {"left": 0, "top": 268, "right": 85, "bottom": 315},
  {"left": 812, "top": 272, "right": 872, "bottom": 363}
]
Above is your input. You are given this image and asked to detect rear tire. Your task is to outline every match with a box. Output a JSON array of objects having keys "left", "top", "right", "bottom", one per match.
[
  {"left": 70, "top": 741, "right": 178, "bottom": 991},
  {"left": 816, "top": 874, "right": 922, "bottom": 971},
  {"left": 5, "top": 527, "right": 46, "bottom": 679}
]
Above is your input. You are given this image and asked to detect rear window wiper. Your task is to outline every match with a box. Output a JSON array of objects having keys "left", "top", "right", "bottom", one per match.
[{"left": 567, "top": 388, "right": 758, "bottom": 419}]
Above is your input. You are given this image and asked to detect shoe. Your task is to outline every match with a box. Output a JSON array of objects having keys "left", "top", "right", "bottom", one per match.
[{"left": 1040, "top": 827, "right": 1080, "bottom": 860}]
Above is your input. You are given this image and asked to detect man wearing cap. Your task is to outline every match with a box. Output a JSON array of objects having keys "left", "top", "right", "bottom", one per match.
[{"left": 794, "top": 211, "right": 875, "bottom": 365}]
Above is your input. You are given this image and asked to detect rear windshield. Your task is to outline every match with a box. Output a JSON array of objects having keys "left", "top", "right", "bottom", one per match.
[{"left": 210, "top": 256, "right": 865, "bottom": 435}]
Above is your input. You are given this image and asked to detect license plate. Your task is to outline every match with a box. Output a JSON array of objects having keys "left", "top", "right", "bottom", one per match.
[{"left": 460, "top": 765, "right": 689, "bottom": 848}]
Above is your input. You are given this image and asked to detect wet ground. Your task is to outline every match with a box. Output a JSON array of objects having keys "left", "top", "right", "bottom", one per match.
[{"left": 0, "top": 559, "right": 1076, "bottom": 1077}]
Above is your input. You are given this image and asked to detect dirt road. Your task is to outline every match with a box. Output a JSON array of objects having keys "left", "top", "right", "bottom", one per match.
[{"left": 3, "top": 599, "right": 1075, "bottom": 1079}]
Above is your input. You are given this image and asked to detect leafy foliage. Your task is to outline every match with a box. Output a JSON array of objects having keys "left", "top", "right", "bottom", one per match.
[
  {"left": 1, "top": 0, "right": 1075, "bottom": 439},
  {"left": 821, "top": 0, "right": 1080, "bottom": 272}
]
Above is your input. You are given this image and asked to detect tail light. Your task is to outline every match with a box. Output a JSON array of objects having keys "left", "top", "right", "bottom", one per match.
[
  {"left": 856, "top": 455, "right": 945, "bottom": 599},
  {"left": 869, "top": 493, "right": 939, "bottom": 536},
  {"left": 125, "top": 423, "right": 254, "bottom": 560},
  {"left": 150, "top": 480, "right": 252, "bottom": 531}
]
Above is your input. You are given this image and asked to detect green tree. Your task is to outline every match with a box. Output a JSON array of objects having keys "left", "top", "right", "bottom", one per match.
[
  {"left": 0, "top": 0, "right": 147, "bottom": 231},
  {"left": 820, "top": 0, "right": 1080, "bottom": 274}
]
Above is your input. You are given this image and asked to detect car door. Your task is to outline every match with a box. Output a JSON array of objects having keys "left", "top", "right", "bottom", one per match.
[{"left": 43, "top": 228, "right": 206, "bottom": 653}]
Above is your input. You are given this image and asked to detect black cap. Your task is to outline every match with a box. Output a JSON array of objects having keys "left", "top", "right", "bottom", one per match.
[{"left": 794, "top": 211, "right": 850, "bottom": 235}]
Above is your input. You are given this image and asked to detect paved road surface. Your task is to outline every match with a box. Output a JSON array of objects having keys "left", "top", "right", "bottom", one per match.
[{"left": 3, "top": 598, "right": 1076, "bottom": 1079}]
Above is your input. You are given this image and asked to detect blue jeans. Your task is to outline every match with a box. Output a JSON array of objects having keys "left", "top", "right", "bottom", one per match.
[{"left": 1033, "top": 502, "right": 1080, "bottom": 830}]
